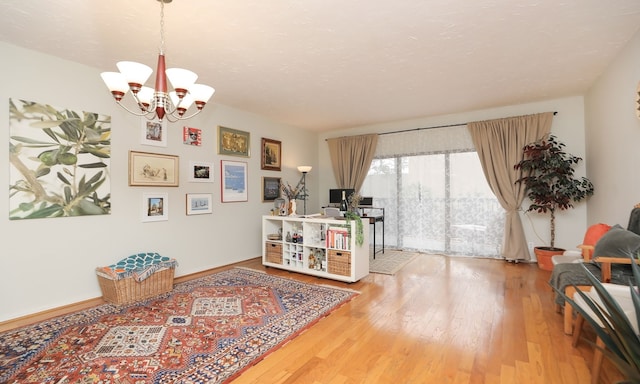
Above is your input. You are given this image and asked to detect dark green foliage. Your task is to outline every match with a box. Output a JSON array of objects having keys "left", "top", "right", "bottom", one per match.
[
  {"left": 345, "top": 211, "right": 364, "bottom": 246},
  {"left": 515, "top": 134, "right": 594, "bottom": 248}
]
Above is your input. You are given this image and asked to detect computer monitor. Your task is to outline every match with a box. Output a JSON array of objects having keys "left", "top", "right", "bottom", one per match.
[
  {"left": 360, "top": 196, "right": 373, "bottom": 206},
  {"left": 329, "top": 188, "right": 355, "bottom": 205}
]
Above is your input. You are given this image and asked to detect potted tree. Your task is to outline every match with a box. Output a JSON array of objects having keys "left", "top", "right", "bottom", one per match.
[{"left": 515, "top": 134, "right": 594, "bottom": 270}]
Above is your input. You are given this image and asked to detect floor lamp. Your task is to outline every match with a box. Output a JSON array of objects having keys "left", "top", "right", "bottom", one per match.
[{"left": 297, "top": 166, "right": 312, "bottom": 215}]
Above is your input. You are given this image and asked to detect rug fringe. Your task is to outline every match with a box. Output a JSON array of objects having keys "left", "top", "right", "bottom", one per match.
[
  {"left": 234, "top": 267, "right": 361, "bottom": 294},
  {"left": 317, "top": 284, "right": 361, "bottom": 294},
  {"left": 235, "top": 266, "right": 267, "bottom": 274}
]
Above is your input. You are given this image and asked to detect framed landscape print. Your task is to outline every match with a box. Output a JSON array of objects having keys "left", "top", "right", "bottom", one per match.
[
  {"left": 221, "top": 160, "right": 248, "bottom": 202},
  {"left": 141, "top": 193, "right": 168, "bottom": 222},
  {"left": 218, "top": 126, "right": 250, "bottom": 157},
  {"left": 129, "top": 151, "right": 179, "bottom": 187},
  {"left": 262, "top": 176, "right": 281, "bottom": 202},
  {"left": 186, "top": 193, "right": 213, "bottom": 215},
  {"left": 188, "top": 161, "right": 214, "bottom": 183},
  {"left": 141, "top": 118, "right": 167, "bottom": 147},
  {"left": 261, "top": 138, "right": 281, "bottom": 171}
]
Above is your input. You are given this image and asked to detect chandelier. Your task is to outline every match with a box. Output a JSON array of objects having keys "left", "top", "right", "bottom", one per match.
[{"left": 100, "top": 0, "right": 215, "bottom": 122}]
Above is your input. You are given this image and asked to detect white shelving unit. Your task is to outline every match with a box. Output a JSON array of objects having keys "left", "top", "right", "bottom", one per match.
[{"left": 262, "top": 215, "right": 370, "bottom": 282}]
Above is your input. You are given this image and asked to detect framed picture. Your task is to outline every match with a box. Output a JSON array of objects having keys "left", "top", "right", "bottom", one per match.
[
  {"left": 186, "top": 193, "right": 213, "bottom": 215},
  {"left": 183, "top": 126, "right": 202, "bottom": 146},
  {"left": 262, "top": 176, "right": 282, "bottom": 202},
  {"left": 141, "top": 118, "right": 167, "bottom": 147},
  {"left": 141, "top": 193, "right": 168, "bottom": 222},
  {"left": 129, "top": 151, "right": 179, "bottom": 187},
  {"left": 261, "top": 138, "right": 282, "bottom": 171},
  {"left": 188, "top": 161, "right": 214, "bottom": 183},
  {"left": 221, "top": 160, "right": 248, "bottom": 202},
  {"left": 218, "top": 126, "right": 250, "bottom": 157}
]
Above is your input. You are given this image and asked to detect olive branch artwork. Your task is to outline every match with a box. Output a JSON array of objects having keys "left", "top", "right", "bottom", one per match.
[{"left": 9, "top": 99, "right": 111, "bottom": 219}]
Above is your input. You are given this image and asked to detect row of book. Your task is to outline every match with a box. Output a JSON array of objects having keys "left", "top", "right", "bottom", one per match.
[{"left": 326, "top": 226, "right": 351, "bottom": 250}]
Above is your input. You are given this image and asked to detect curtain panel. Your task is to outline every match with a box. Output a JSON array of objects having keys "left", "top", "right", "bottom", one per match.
[
  {"left": 327, "top": 134, "right": 378, "bottom": 191},
  {"left": 467, "top": 112, "right": 553, "bottom": 261}
]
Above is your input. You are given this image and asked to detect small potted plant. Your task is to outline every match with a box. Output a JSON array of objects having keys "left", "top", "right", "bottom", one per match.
[
  {"left": 345, "top": 192, "right": 364, "bottom": 246},
  {"left": 514, "top": 134, "right": 594, "bottom": 270}
]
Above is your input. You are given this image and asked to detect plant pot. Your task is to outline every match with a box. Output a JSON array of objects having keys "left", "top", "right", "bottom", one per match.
[{"left": 534, "top": 247, "right": 565, "bottom": 271}]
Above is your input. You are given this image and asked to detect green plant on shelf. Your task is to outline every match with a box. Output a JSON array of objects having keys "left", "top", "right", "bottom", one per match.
[{"left": 344, "top": 211, "right": 364, "bottom": 246}]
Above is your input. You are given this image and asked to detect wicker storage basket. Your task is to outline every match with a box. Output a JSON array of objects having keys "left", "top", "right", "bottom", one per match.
[
  {"left": 328, "top": 250, "right": 351, "bottom": 276},
  {"left": 97, "top": 267, "right": 175, "bottom": 305},
  {"left": 265, "top": 241, "right": 283, "bottom": 264}
]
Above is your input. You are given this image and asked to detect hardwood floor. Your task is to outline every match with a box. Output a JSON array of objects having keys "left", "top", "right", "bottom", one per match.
[
  {"left": 234, "top": 255, "right": 623, "bottom": 384},
  {"left": 0, "top": 254, "right": 624, "bottom": 383}
]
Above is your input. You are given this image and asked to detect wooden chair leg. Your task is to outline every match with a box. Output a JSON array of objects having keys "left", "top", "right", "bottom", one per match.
[
  {"left": 564, "top": 286, "right": 577, "bottom": 334},
  {"left": 564, "top": 301, "right": 574, "bottom": 335},
  {"left": 592, "top": 337, "right": 605, "bottom": 384},
  {"left": 563, "top": 285, "right": 591, "bottom": 335},
  {"left": 572, "top": 313, "right": 584, "bottom": 347}
]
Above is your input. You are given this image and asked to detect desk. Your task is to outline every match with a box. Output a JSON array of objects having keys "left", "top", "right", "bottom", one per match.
[{"left": 360, "top": 207, "right": 384, "bottom": 258}]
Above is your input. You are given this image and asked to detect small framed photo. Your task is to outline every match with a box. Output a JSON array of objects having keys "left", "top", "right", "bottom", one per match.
[
  {"left": 141, "top": 193, "right": 168, "bottom": 222},
  {"left": 188, "top": 161, "right": 214, "bottom": 183},
  {"left": 183, "top": 126, "right": 202, "bottom": 146},
  {"left": 262, "top": 176, "right": 281, "bottom": 202},
  {"left": 218, "top": 126, "right": 250, "bottom": 157},
  {"left": 261, "top": 138, "right": 281, "bottom": 171},
  {"left": 221, "top": 160, "right": 248, "bottom": 202},
  {"left": 186, "top": 193, "right": 213, "bottom": 215},
  {"left": 129, "top": 151, "right": 179, "bottom": 187},
  {"left": 141, "top": 118, "right": 167, "bottom": 147}
]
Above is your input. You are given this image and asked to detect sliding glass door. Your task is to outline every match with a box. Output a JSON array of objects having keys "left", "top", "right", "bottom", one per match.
[{"left": 361, "top": 151, "right": 504, "bottom": 258}]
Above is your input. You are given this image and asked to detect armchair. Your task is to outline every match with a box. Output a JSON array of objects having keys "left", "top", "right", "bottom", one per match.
[
  {"left": 550, "top": 207, "right": 640, "bottom": 335},
  {"left": 571, "top": 283, "right": 638, "bottom": 384}
]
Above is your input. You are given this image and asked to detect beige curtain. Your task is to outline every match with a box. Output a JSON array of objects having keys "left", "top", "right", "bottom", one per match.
[
  {"left": 467, "top": 112, "right": 553, "bottom": 261},
  {"left": 327, "top": 134, "right": 378, "bottom": 191}
]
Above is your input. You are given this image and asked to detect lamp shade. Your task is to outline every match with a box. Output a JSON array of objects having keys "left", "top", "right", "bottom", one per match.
[
  {"left": 137, "top": 86, "right": 155, "bottom": 106},
  {"left": 297, "top": 166, "right": 312, "bottom": 173},
  {"left": 166, "top": 67, "right": 198, "bottom": 94},
  {"left": 100, "top": 72, "right": 129, "bottom": 93},
  {"left": 189, "top": 84, "right": 216, "bottom": 104},
  {"left": 116, "top": 61, "right": 153, "bottom": 88},
  {"left": 170, "top": 91, "right": 195, "bottom": 110}
]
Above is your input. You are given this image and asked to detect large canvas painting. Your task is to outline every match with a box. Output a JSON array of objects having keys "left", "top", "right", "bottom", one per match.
[{"left": 9, "top": 99, "right": 111, "bottom": 219}]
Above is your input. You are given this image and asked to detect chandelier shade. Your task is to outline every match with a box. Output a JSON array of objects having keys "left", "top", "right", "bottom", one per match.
[{"left": 100, "top": 0, "right": 215, "bottom": 122}]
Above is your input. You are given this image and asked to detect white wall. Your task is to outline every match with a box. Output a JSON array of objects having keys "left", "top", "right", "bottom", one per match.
[
  {"left": 0, "top": 42, "right": 318, "bottom": 322},
  {"left": 316, "top": 96, "right": 590, "bottom": 259},
  {"left": 585, "top": 29, "right": 640, "bottom": 225}
]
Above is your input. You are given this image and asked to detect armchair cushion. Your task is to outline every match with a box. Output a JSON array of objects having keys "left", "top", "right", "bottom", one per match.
[
  {"left": 583, "top": 223, "right": 611, "bottom": 245},
  {"left": 573, "top": 283, "right": 638, "bottom": 333},
  {"left": 593, "top": 224, "right": 640, "bottom": 259}
]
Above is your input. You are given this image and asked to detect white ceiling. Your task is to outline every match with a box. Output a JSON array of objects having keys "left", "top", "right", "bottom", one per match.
[{"left": 1, "top": 1, "right": 640, "bottom": 131}]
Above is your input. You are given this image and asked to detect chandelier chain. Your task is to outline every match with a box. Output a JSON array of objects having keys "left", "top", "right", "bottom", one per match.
[{"left": 159, "top": 0, "right": 165, "bottom": 54}]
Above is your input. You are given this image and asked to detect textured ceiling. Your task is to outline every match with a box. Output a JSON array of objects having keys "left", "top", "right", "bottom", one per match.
[{"left": 1, "top": 0, "right": 640, "bottom": 131}]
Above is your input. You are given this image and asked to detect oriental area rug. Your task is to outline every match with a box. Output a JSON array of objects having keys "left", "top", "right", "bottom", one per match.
[{"left": 0, "top": 267, "right": 357, "bottom": 383}]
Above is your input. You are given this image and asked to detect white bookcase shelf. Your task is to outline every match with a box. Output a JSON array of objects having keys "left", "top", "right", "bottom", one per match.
[{"left": 262, "top": 215, "right": 370, "bottom": 282}]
